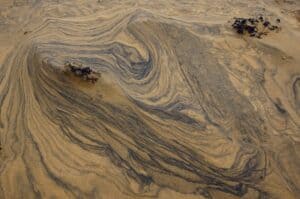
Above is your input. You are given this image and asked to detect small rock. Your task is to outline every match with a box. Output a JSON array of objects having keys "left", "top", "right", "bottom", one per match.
[
  {"left": 268, "top": 25, "right": 278, "bottom": 31},
  {"left": 263, "top": 21, "right": 270, "bottom": 27}
]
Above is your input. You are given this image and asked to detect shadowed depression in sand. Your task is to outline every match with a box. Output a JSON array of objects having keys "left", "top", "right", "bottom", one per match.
[{"left": 0, "top": 0, "right": 300, "bottom": 198}]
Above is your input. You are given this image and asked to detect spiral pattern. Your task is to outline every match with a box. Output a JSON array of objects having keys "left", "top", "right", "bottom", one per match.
[{"left": 0, "top": 1, "right": 300, "bottom": 199}]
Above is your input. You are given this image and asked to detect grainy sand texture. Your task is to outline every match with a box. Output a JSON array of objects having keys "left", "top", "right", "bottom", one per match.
[{"left": 0, "top": 0, "right": 300, "bottom": 198}]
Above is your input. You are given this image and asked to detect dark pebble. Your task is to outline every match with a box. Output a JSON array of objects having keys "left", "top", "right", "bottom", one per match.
[
  {"left": 246, "top": 26, "right": 256, "bottom": 34},
  {"left": 263, "top": 21, "right": 270, "bottom": 27},
  {"left": 268, "top": 25, "right": 278, "bottom": 30},
  {"left": 237, "top": 28, "right": 244, "bottom": 34}
]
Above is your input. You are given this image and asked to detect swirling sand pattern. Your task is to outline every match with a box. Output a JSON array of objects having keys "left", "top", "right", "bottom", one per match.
[{"left": 0, "top": 0, "right": 300, "bottom": 198}]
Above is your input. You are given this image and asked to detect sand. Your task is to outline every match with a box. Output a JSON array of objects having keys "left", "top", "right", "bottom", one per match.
[{"left": 0, "top": 0, "right": 299, "bottom": 198}]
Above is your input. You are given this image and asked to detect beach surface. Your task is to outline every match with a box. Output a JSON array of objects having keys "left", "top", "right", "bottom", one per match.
[{"left": 0, "top": 0, "right": 300, "bottom": 198}]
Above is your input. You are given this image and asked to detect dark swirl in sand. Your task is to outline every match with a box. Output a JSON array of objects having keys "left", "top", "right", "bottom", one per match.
[{"left": 0, "top": 2, "right": 300, "bottom": 199}]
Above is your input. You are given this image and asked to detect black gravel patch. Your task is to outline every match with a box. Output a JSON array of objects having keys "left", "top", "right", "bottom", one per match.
[{"left": 232, "top": 16, "right": 280, "bottom": 38}]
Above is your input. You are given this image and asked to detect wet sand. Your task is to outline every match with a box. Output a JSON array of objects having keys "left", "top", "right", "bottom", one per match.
[{"left": 0, "top": 0, "right": 300, "bottom": 198}]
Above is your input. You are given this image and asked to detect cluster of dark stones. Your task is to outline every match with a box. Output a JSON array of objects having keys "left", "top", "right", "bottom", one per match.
[
  {"left": 232, "top": 16, "right": 280, "bottom": 38},
  {"left": 70, "top": 65, "right": 92, "bottom": 76},
  {"left": 65, "top": 61, "right": 99, "bottom": 83}
]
